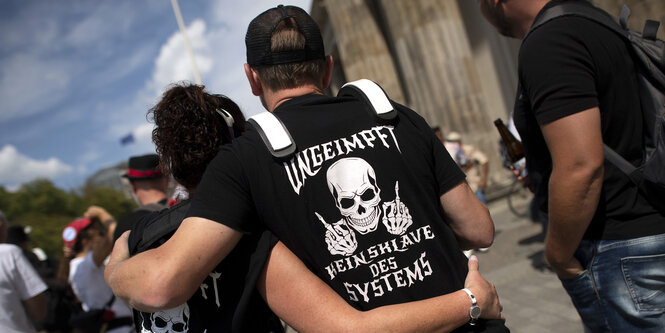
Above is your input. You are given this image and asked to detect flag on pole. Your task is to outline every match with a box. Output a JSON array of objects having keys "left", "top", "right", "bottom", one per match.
[{"left": 120, "top": 133, "right": 135, "bottom": 145}]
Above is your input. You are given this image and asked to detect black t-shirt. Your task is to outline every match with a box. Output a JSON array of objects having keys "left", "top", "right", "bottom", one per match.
[
  {"left": 190, "top": 94, "right": 509, "bottom": 331},
  {"left": 129, "top": 201, "right": 283, "bottom": 333},
  {"left": 515, "top": 0, "right": 665, "bottom": 240},
  {"left": 114, "top": 198, "right": 168, "bottom": 241},
  {"left": 191, "top": 93, "right": 470, "bottom": 302}
]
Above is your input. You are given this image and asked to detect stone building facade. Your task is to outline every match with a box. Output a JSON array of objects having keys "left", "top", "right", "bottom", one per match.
[{"left": 310, "top": 0, "right": 663, "bottom": 197}]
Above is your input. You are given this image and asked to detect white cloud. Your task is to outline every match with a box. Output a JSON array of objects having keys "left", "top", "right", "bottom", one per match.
[
  {"left": 147, "top": 19, "right": 213, "bottom": 97},
  {"left": 0, "top": 54, "right": 70, "bottom": 122},
  {"left": 210, "top": 0, "right": 312, "bottom": 27},
  {"left": 138, "top": 0, "right": 315, "bottom": 121},
  {"left": 64, "top": 1, "right": 138, "bottom": 48},
  {"left": 204, "top": 0, "right": 314, "bottom": 117},
  {"left": 133, "top": 123, "right": 155, "bottom": 146},
  {"left": 79, "top": 148, "right": 102, "bottom": 166},
  {"left": 65, "top": 15, "right": 110, "bottom": 47},
  {"left": 104, "top": 17, "right": 216, "bottom": 159},
  {"left": 0, "top": 145, "right": 73, "bottom": 186}
]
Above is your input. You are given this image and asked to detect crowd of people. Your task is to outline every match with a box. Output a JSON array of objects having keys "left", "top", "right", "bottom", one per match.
[{"left": 1, "top": 0, "right": 664, "bottom": 332}]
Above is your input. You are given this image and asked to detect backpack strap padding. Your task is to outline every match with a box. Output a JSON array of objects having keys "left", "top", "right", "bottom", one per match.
[
  {"left": 619, "top": 4, "right": 631, "bottom": 30},
  {"left": 250, "top": 79, "right": 395, "bottom": 159},
  {"left": 339, "top": 79, "right": 397, "bottom": 121},
  {"left": 248, "top": 111, "right": 296, "bottom": 159},
  {"left": 643, "top": 20, "right": 660, "bottom": 41}
]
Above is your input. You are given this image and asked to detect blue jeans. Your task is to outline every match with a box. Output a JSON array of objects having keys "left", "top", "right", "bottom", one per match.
[{"left": 560, "top": 233, "right": 665, "bottom": 332}]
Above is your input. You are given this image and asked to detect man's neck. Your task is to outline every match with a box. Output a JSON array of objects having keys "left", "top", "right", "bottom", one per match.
[
  {"left": 135, "top": 190, "right": 167, "bottom": 206},
  {"left": 515, "top": 0, "right": 551, "bottom": 39},
  {"left": 265, "top": 84, "right": 324, "bottom": 112}
]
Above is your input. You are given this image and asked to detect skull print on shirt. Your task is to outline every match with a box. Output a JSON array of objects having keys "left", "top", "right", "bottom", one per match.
[
  {"left": 317, "top": 157, "right": 413, "bottom": 256},
  {"left": 140, "top": 303, "right": 190, "bottom": 333}
]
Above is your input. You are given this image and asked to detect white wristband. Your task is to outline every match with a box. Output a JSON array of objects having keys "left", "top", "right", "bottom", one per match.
[
  {"left": 462, "top": 288, "right": 481, "bottom": 325},
  {"left": 462, "top": 288, "right": 477, "bottom": 305}
]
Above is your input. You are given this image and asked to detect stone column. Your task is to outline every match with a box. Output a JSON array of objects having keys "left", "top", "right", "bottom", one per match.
[
  {"left": 592, "top": 0, "right": 665, "bottom": 40},
  {"left": 379, "top": 0, "right": 491, "bottom": 132},
  {"left": 321, "top": 0, "right": 404, "bottom": 102},
  {"left": 379, "top": 0, "right": 504, "bottom": 188}
]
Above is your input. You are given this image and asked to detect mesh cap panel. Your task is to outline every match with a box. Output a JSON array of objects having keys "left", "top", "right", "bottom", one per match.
[{"left": 245, "top": 5, "right": 325, "bottom": 66}]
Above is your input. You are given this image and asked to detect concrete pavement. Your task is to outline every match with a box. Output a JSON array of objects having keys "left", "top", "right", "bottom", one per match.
[{"left": 476, "top": 195, "right": 584, "bottom": 332}]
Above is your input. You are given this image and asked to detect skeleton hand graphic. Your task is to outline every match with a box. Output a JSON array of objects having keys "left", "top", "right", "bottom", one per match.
[
  {"left": 316, "top": 212, "right": 358, "bottom": 256},
  {"left": 382, "top": 181, "right": 413, "bottom": 235}
]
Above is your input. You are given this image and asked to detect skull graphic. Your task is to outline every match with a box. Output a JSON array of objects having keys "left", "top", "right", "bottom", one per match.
[
  {"left": 326, "top": 157, "right": 382, "bottom": 234},
  {"left": 150, "top": 303, "right": 190, "bottom": 333}
]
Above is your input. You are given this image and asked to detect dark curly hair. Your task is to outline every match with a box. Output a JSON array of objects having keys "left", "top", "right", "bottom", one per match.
[{"left": 148, "top": 83, "right": 246, "bottom": 192}]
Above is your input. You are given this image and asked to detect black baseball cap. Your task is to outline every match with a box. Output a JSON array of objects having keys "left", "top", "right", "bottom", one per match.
[{"left": 245, "top": 4, "right": 325, "bottom": 66}]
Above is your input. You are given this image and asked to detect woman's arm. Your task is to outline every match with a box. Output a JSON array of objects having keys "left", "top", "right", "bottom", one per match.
[{"left": 258, "top": 242, "right": 504, "bottom": 333}]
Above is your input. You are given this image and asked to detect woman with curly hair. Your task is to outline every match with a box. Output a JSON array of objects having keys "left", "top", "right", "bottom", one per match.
[
  {"left": 127, "top": 83, "right": 282, "bottom": 332},
  {"left": 149, "top": 84, "right": 245, "bottom": 194}
]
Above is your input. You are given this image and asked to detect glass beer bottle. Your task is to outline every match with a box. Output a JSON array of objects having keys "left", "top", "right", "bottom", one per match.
[{"left": 494, "top": 118, "right": 524, "bottom": 163}]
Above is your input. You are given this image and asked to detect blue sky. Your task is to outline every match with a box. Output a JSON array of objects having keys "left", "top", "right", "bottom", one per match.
[{"left": 0, "top": 0, "right": 312, "bottom": 191}]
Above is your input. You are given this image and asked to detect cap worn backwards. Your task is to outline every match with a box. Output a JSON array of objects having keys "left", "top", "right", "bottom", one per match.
[{"left": 245, "top": 4, "right": 325, "bottom": 66}]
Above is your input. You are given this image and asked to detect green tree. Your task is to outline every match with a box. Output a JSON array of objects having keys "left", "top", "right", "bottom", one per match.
[
  {"left": 79, "top": 185, "right": 137, "bottom": 220},
  {"left": 0, "top": 186, "right": 11, "bottom": 215},
  {"left": 14, "top": 212, "right": 71, "bottom": 261},
  {"left": 2, "top": 180, "right": 136, "bottom": 260},
  {"left": 10, "top": 179, "right": 75, "bottom": 217}
]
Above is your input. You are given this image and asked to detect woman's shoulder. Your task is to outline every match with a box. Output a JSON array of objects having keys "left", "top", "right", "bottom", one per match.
[{"left": 128, "top": 200, "right": 191, "bottom": 255}]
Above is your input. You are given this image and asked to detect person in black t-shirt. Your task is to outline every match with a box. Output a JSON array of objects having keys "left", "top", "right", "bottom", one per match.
[
  {"left": 479, "top": 0, "right": 665, "bottom": 331},
  {"left": 107, "top": 5, "right": 507, "bottom": 332},
  {"left": 126, "top": 84, "right": 282, "bottom": 332},
  {"left": 113, "top": 154, "right": 170, "bottom": 241}
]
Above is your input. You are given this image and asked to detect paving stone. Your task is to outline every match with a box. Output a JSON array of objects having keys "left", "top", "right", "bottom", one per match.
[{"left": 477, "top": 198, "right": 584, "bottom": 332}]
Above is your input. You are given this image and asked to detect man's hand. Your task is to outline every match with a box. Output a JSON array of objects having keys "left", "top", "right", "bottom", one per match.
[
  {"left": 62, "top": 246, "right": 75, "bottom": 260},
  {"left": 546, "top": 253, "right": 584, "bottom": 280},
  {"left": 464, "top": 256, "right": 504, "bottom": 320},
  {"left": 84, "top": 205, "right": 113, "bottom": 223}
]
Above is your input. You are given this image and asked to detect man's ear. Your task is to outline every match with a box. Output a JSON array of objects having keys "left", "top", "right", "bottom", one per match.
[
  {"left": 244, "top": 63, "right": 263, "bottom": 96},
  {"left": 321, "top": 55, "right": 334, "bottom": 90}
]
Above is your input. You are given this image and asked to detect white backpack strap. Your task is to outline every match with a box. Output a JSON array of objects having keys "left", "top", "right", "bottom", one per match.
[
  {"left": 248, "top": 111, "right": 296, "bottom": 159},
  {"left": 338, "top": 79, "right": 397, "bottom": 121}
]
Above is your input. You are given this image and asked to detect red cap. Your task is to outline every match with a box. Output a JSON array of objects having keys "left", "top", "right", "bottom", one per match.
[{"left": 62, "top": 217, "right": 92, "bottom": 247}]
